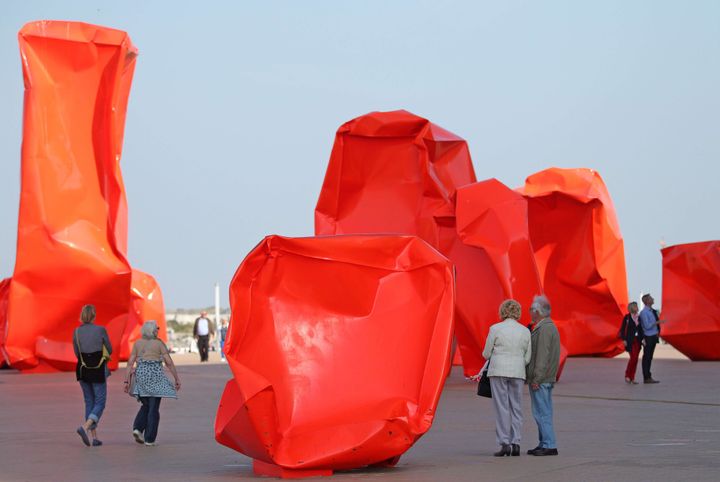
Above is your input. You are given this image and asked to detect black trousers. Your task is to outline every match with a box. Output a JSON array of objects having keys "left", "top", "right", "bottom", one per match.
[
  {"left": 133, "top": 397, "right": 162, "bottom": 443},
  {"left": 197, "top": 335, "right": 210, "bottom": 361},
  {"left": 642, "top": 335, "right": 659, "bottom": 380}
]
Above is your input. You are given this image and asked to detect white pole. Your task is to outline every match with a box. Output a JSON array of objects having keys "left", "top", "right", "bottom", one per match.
[{"left": 215, "top": 282, "right": 221, "bottom": 353}]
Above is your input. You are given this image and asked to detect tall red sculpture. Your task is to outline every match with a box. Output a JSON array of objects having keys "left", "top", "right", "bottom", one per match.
[
  {"left": 661, "top": 241, "right": 720, "bottom": 360},
  {"left": 0, "top": 21, "right": 165, "bottom": 371},
  {"left": 519, "top": 168, "right": 627, "bottom": 357},
  {"left": 315, "top": 110, "right": 493, "bottom": 375},
  {"left": 215, "top": 235, "right": 455, "bottom": 477}
]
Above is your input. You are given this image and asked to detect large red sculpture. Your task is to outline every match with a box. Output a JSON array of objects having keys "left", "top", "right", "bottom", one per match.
[
  {"left": 314, "top": 110, "right": 493, "bottom": 375},
  {"left": 519, "top": 168, "right": 627, "bottom": 357},
  {"left": 123, "top": 270, "right": 168, "bottom": 360},
  {"left": 0, "top": 21, "right": 165, "bottom": 371},
  {"left": 450, "top": 179, "right": 544, "bottom": 374},
  {"left": 215, "top": 235, "right": 455, "bottom": 477},
  {"left": 661, "top": 241, "right": 720, "bottom": 360},
  {"left": 315, "top": 110, "right": 476, "bottom": 244}
]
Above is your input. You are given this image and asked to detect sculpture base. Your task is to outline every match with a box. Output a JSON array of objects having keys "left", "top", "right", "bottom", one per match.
[{"left": 253, "top": 460, "right": 333, "bottom": 479}]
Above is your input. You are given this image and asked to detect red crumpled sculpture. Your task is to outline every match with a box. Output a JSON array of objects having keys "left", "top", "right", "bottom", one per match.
[
  {"left": 661, "top": 241, "right": 720, "bottom": 360},
  {"left": 315, "top": 111, "right": 494, "bottom": 374},
  {"left": 451, "top": 179, "right": 544, "bottom": 374},
  {"left": 0, "top": 21, "right": 165, "bottom": 371},
  {"left": 215, "top": 235, "right": 455, "bottom": 477},
  {"left": 123, "top": 270, "right": 168, "bottom": 361},
  {"left": 519, "top": 168, "right": 627, "bottom": 357},
  {"left": 315, "top": 110, "right": 476, "bottom": 245}
]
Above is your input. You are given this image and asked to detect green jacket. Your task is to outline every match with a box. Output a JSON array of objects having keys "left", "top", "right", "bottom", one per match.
[{"left": 527, "top": 318, "right": 560, "bottom": 384}]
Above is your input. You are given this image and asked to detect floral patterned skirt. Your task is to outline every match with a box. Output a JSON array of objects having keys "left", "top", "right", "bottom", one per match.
[{"left": 131, "top": 360, "right": 177, "bottom": 399}]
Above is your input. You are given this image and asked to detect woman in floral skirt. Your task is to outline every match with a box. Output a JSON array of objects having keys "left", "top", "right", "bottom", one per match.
[{"left": 124, "top": 320, "right": 181, "bottom": 446}]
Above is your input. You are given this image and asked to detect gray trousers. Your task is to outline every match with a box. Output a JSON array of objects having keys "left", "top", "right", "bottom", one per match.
[{"left": 490, "top": 376, "right": 524, "bottom": 445}]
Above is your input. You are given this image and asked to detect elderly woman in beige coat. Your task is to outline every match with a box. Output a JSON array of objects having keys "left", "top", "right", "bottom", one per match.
[{"left": 481, "top": 299, "right": 532, "bottom": 457}]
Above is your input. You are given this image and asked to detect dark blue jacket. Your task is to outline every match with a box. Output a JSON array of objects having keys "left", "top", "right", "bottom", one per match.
[{"left": 619, "top": 313, "right": 643, "bottom": 352}]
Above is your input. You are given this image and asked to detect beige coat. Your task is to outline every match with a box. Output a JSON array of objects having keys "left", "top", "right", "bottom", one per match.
[{"left": 482, "top": 318, "right": 532, "bottom": 379}]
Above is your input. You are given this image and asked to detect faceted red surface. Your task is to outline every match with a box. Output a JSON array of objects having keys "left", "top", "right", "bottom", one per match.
[
  {"left": 215, "top": 235, "right": 455, "bottom": 473},
  {"left": 453, "top": 179, "right": 544, "bottom": 374},
  {"left": 519, "top": 168, "right": 627, "bottom": 357},
  {"left": 315, "top": 110, "right": 497, "bottom": 376},
  {"left": 661, "top": 241, "right": 720, "bottom": 360},
  {"left": 315, "top": 110, "right": 476, "bottom": 246},
  {"left": 122, "top": 270, "right": 168, "bottom": 361},
  {"left": 0, "top": 21, "right": 165, "bottom": 371}
]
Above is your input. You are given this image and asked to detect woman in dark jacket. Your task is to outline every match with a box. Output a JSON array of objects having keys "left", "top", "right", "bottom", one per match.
[
  {"left": 619, "top": 302, "right": 643, "bottom": 384},
  {"left": 73, "top": 304, "right": 112, "bottom": 446}
]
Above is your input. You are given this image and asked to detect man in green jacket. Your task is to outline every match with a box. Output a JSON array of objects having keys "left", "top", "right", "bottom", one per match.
[{"left": 526, "top": 295, "right": 560, "bottom": 456}]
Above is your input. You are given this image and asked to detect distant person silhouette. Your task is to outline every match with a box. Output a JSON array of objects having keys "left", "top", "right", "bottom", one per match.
[
  {"left": 193, "top": 311, "right": 215, "bottom": 362},
  {"left": 639, "top": 294, "right": 665, "bottom": 383},
  {"left": 619, "top": 302, "right": 643, "bottom": 384},
  {"left": 219, "top": 318, "right": 229, "bottom": 361}
]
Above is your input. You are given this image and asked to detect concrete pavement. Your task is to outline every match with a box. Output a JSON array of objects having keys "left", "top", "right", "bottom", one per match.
[{"left": 0, "top": 347, "right": 718, "bottom": 481}]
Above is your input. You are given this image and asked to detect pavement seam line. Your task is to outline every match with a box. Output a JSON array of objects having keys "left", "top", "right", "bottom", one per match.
[{"left": 556, "top": 394, "right": 720, "bottom": 407}]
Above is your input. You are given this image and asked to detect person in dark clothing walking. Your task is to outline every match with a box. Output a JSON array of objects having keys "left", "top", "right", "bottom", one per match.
[
  {"left": 619, "top": 302, "right": 643, "bottom": 384},
  {"left": 193, "top": 311, "right": 215, "bottom": 362}
]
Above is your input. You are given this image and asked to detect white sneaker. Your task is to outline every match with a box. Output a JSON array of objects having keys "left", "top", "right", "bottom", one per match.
[
  {"left": 144, "top": 442, "right": 157, "bottom": 446},
  {"left": 132, "top": 429, "right": 144, "bottom": 444}
]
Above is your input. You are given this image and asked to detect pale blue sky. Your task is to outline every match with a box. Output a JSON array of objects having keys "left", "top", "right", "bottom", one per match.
[{"left": 1, "top": 1, "right": 718, "bottom": 308}]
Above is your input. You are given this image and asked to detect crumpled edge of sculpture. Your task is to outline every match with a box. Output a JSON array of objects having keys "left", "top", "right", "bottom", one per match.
[
  {"left": 215, "top": 235, "right": 455, "bottom": 476},
  {"left": 519, "top": 168, "right": 627, "bottom": 357},
  {"left": 0, "top": 20, "right": 165, "bottom": 371},
  {"left": 661, "top": 241, "right": 720, "bottom": 360}
]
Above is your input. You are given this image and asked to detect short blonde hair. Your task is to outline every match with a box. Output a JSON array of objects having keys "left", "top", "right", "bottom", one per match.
[
  {"left": 140, "top": 320, "right": 159, "bottom": 340},
  {"left": 499, "top": 299, "right": 522, "bottom": 320},
  {"left": 80, "top": 304, "right": 96, "bottom": 324}
]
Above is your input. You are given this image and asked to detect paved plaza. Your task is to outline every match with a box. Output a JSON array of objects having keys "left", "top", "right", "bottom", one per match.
[{"left": 1, "top": 347, "right": 718, "bottom": 481}]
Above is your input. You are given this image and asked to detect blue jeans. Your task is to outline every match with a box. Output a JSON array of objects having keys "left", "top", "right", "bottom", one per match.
[
  {"left": 79, "top": 381, "right": 107, "bottom": 424},
  {"left": 220, "top": 339, "right": 225, "bottom": 359},
  {"left": 529, "top": 383, "right": 557, "bottom": 449},
  {"left": 133, "top": 397, "right": 162, "bottom": 443}
]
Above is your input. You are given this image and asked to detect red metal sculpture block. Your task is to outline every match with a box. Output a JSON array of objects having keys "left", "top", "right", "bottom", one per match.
[
  {"left": 314, "top": 110, "right": 494, "bottom": 376},
  {"left": 0, "top": 21, "right": 165, "bottom": 371},
  {"left": 519, "top": 168, "right": 627, "bottom": 357},
  {"left": 452, "top": 179, "right": 544, "bottom": 372},
  {"left": 215, "top": 235, "right": 455, "bottom": 476},
  {"left": 661, "top": 241, "right": 720, "bottom": 360},
  {"left": 315, "top": 110, "right": 476, "bottom": 246},
  {"left": 122, "top": 270, "right": 168, "bottom": 361}
]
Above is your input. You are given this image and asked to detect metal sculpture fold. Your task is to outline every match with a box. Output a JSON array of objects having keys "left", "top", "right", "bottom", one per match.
[
  {"left": 0, "top": 21, "right": 165, "bottom": 371},
  {"left": 519, "top": 168, "right": 627, "bottom": 357},
  {"left": 123, "top": 270, "right": 168, "bottom": 361},
  {"left": 453, "top": 179, "right": 545, "bottom": 372},
  {"left": 661, "top": 241, "right": 720, "bottom": 360},
  {"left": 215, "top": 235, "right": 455, "bottom": 477},
  {"left": 315, "top": 110, "right": 494, "bottom": 376}
]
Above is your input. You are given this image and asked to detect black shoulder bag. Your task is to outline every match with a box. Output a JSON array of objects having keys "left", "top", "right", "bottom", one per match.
[{"left": 476, "top": 359, "right": 492, "bottom": 398}]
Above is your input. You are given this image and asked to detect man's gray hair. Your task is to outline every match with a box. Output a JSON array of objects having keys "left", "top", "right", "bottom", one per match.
[
  {"left": 140, "top": 320, "right": 159, "bottom": 340},
  {"left": 530, "top": 295, "right": 552, "bottom": 318}
]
